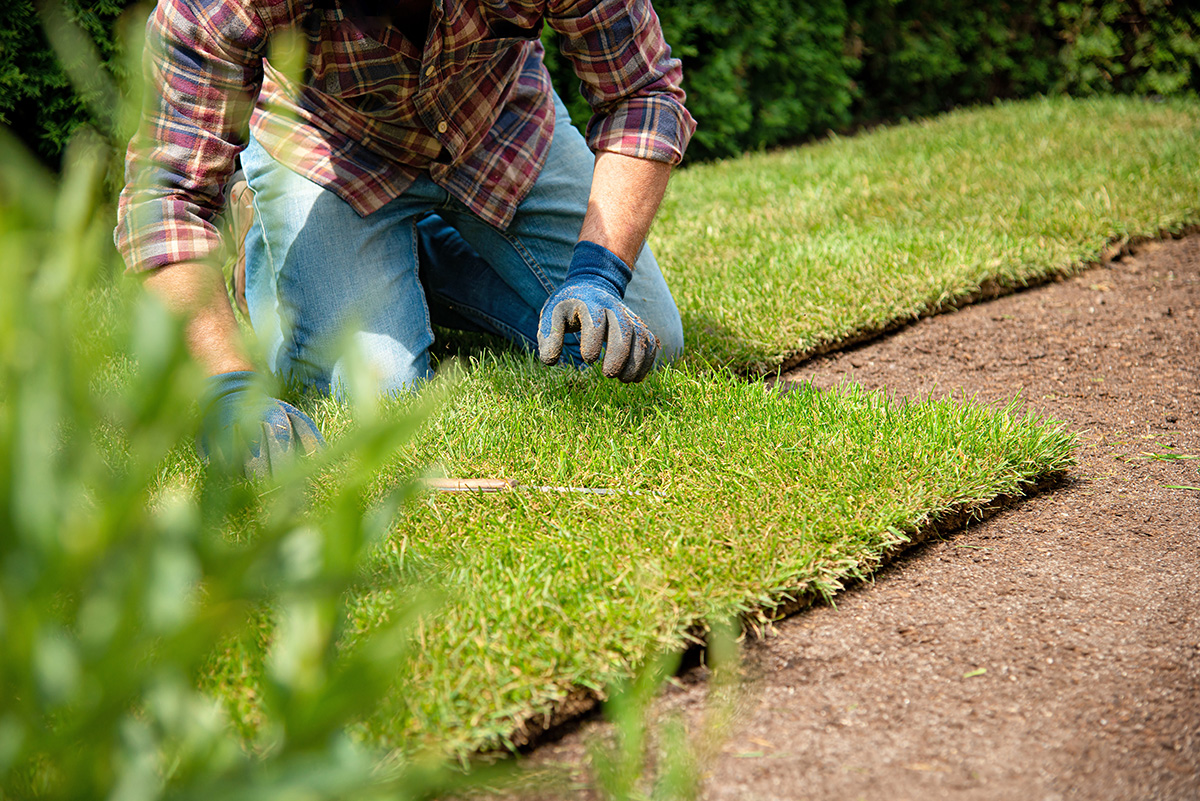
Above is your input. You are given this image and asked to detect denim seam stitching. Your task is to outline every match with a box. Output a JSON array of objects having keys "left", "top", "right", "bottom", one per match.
[
  {"left": 407, "top": 218, "right": 437, "bottom": 354},
  {"left": 245, "top": 184, "right": 304, "bottom": 381},
  {"left": 441, "top": 194, "right": 557, "bottom": 294},
  {"left": 497, "top": 226, "right": 556, "bottom": 294}
]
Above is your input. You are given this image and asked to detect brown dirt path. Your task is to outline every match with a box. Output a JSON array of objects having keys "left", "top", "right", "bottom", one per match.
[{"left": 525, "top": 234, "right": 1200, "bottom": 799}]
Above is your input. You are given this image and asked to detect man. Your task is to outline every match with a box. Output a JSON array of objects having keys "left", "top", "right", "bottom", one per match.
[{"left": 116, "top": 0, "right": 695, "bottom": 475}]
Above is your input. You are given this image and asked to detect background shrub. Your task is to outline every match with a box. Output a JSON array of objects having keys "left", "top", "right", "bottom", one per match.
[
  {"left": 847, "top": 0, "right": 1199, "bottom": 123},
  {"left": 845, "top": 0, "right": 1060, "bottom": 122},
  {"left": 545, "top": 0, "right": 856, "bottom": 161},
  {"left": 1055, "top": 0, "right": 1200, "bottom": 97},
  {"left": 0, "top": 0, "right": 130, "bottom": 166}
]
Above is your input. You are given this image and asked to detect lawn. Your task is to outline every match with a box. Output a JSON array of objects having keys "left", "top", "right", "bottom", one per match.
[
  {"left": 8, "top": 95, "right": 1198, "bottom": 771},
  {"left": 657, "top": 96, "right": 1200, "bottom": 371},
  {"left": 200, "top": 357, "right": 1074, "bottom": 756},
  {"left": 196, "top": 96, "right": 1200, "bottom": 758},
  {"left": 339, "top": 360, "right": 1074, "bottom": 754}
]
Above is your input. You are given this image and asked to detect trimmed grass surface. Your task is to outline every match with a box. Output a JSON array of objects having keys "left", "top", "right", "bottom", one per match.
[
  {"left": 210, "top": 358, "right": 1074, "bottom": 755},
  {"left": 656, "top": 96, "right": 1200, "bottom": 371},
  {"left": 204, "top": 96, "right": 1200, "bottom": 758}
]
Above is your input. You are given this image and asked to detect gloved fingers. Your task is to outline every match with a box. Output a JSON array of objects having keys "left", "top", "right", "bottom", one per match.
[
  {"left": 536, "top": 299, "right": 562, "bottom": 364},
  {"left": 261, "top": 404, "right": 297, "bottom": 450},
  {"left": 616, "top": 326, "right": 647, "bottom": 383},
  {"left": 199, "top": 402, "right": 265, "bottom": 475},
  {"left": 576, "top": 300, "right": 609, "bottom": 364},
  {"left": 200, "top": 395, "right": 325, "bottom": 479},
  {"left": 201, "top": 419, "right": 270, "bottom": 478},
  {"left": 633, "top": 330, "right": 662, "bottom": 382},
  {"left": 256, "top": 401, "right": 325, "bottom": 476},
  {"left": 538, "top": 296, "right": 586, "bottom": 365},
  {"left": 245, "top": 404, "right": 290, "bottom": 478},
  {"left": 279, "top": 400, "right": 326, "bottom": 454},
  {"left": 612, "top": 312, "right": 659, "bottom": 383},
  {"left": 536, "top": 330, "right": 562, "bottom": 365},
  {"left": 617, "top": 319, "right": 659, "bottom": 384},
  {"left": 244, "top": 426, "right": 274, "bottom": 479},
  {"left": 536, "top": 291, "right": 654, "bottom": 377},
  {"left": 600, "top": 307, "right": 635, "bottom": 378}
]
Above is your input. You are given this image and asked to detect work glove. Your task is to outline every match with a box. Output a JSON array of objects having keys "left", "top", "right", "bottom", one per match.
[
  {"left": 198, "top": 371, "right": 325, "bottom": 478},
  {"left": 537, "top": 241, "right": 660, "bottom": 383}
]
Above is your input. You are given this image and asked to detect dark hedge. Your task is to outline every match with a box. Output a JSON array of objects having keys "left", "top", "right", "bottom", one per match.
[
  {"left": 0, "top": 0, "right": 130, "bottom": 165},
  {"left": 544, "top": 0, "right": 856, "bottom": 161},
  {"left": 845, "top": 0, "right": 1200, "bottom": 125},
  {"left": 3, "top": 0, "right": 1198, "bottom": 167}
]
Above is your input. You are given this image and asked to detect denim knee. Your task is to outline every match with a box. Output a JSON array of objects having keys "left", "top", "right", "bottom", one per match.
[
  {"left": 656, "top": 309, "right": 685, "bottom": 365},
  {"left": 626, "top": 246, "right": 684, "bottom": 366}
]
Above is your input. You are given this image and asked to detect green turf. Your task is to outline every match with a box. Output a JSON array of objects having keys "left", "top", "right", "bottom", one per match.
[
  {"left": 194, "top": 96, "right": 1200, "bottom": 758},
  {"left": 204, "top": 356, "right": 1075, "bottom": 756},
  {"left": 14, "top": 45, "right": 1194, "bottom": 793},
  {"left": 655, "top": 96, "right": 1200, "bottom": 371}
]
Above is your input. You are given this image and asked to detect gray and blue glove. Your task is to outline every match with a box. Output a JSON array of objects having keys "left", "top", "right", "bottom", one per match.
[
  {"left": 536, "top": 241, "right": 660, "bottom": 383},
  {"left": 198, "top": 371, "right": 325, "bottom": 478}
]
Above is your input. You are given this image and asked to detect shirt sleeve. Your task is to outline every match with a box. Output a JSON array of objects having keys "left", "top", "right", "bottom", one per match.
[
  {"left": 546, "top": 0, "right": 696, "bottom": 165},
  {"left": 114, "top": 0, "right": 274, "bottom": 273}
]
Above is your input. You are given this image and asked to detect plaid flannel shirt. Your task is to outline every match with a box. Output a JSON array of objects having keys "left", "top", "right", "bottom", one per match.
[{"left": 115, "top": 0, "right": 695, "bottom": 273}]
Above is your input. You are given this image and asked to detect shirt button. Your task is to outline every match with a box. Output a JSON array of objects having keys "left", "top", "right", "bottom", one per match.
[
  {"left": 425, "top": 65, "right": 435, "bottom": 77},
  {"left": 437, "top": 120, "right": 448, "bottom": 134}
]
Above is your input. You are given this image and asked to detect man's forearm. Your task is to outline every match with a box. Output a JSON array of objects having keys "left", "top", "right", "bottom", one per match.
[
  {"left": 578, "top": 151, "right": 672, "bottom": 267},
  {"left": 143, "top": 261, "right": 254, "bottom": 376}
]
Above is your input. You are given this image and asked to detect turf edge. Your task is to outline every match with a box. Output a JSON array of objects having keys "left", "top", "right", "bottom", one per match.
[
  {"left": 766, "top": 226, "right": 1200, "bottom": 378},
  {"left": 486, "top": 469, "right": 1071, "bottom": 754}
]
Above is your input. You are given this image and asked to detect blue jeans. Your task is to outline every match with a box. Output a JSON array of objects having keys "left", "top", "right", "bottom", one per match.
[{"left": 240, "top": 93, "right": 684, "bottom": 396}]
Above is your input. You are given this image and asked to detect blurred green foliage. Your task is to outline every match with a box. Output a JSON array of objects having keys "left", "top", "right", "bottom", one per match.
[
  {"left": 0, "top": 122, "right": 473, "bottom": 798},
  {"left": 5, "top": 1, "right": 1199, "bottom": 166},
  {"left": 585, "top": 620, "right": 740, "bottom": 801},
  {"left": 554, "top": 0, "right": 1197, "bottom": 159},
  {"left": 0, "top": 28, "right": 478, "bottom": 789},
  {"left": 1055, "top": 0, "right": 1200, "bottom": 97},
  {"left": 847, "top": 0, "right": 1061, "bottom": 121}
]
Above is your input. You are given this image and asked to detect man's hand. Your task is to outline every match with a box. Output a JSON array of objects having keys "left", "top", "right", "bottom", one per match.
[
  {"left": 198, "top": 371, "right": 325, "bottom": 478},
  {"left": 536, "top": 151, "right": 673, "bottom": 382},
  {"left": 537, "top": 241, "right": 660, "bottom": 383}
]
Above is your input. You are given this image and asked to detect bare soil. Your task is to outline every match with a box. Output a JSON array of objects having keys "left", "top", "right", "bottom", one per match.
[{"left": 524, "top": 234, "right": 1200, "bottom": 799}]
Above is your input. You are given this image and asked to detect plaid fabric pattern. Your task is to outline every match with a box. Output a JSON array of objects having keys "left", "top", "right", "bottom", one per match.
[{"left": 116, "top": 0, "right": 695, "bottom": 273}]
